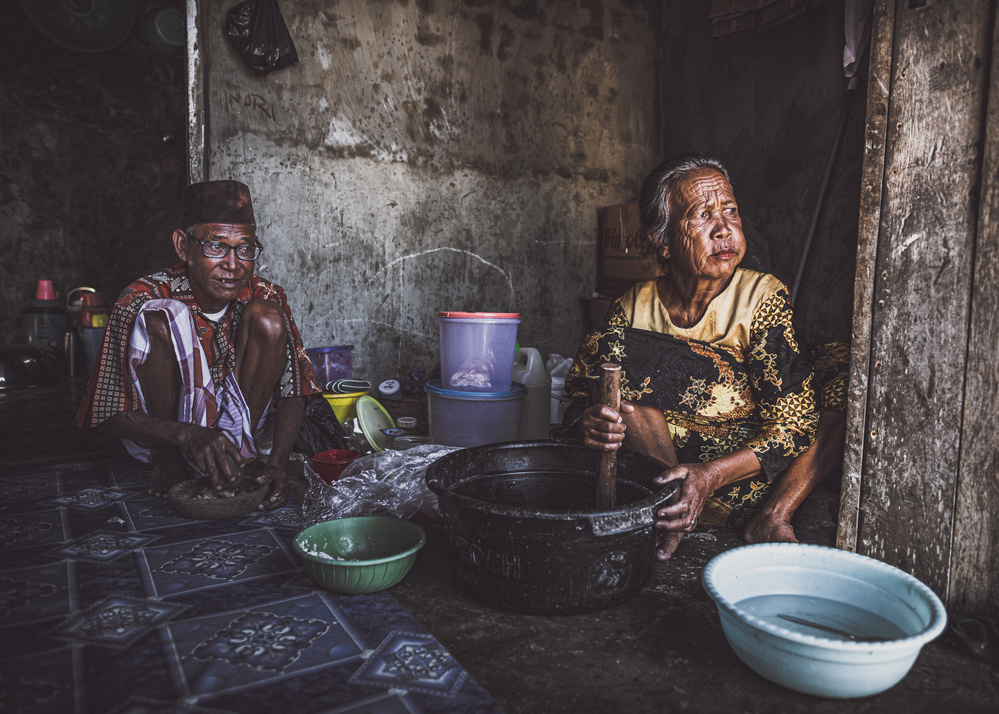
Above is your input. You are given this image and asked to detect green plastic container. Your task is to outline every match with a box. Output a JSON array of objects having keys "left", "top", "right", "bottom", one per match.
[{"left": 293, "top": 516, "right": 425, "bottom": 594}]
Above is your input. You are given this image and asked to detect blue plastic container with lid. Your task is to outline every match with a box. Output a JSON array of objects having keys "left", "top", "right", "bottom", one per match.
[
  {"left": 425, "top": 379, "right": 526, "bottom": 448},
  {"left": 306, "top": 345, "right": 353, "bottom": 384},
  {"left": 438, "top": 311, "right": 519, "bottom": 392}
]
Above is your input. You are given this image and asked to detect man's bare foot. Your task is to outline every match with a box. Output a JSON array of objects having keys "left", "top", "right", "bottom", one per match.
[
  {"left": 245, "top": 459, "right": 265, "bottom": 478},
  {"left": 656, "top": 530, "right": 686, "bottom": 560},
  {"left": 744, "top": 509, "right": 799, "bottom": 544},
  {"left": 149, "top": 449, "right": 189, "bottom": 498}
]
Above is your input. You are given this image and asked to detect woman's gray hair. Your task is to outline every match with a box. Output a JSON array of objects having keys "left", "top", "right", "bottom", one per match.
[{"left": 639, "top": 152, "right": 733, "bottom": 254}]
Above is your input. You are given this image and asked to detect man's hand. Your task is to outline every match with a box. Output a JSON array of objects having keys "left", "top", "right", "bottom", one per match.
[
  {"left": 252, "top": 460, "right": 289, "bottom": 510},
  {"left": 248, "top": 395, "right": 306, "bottom": 511},
  {"left": 176, "top": 424, "right": 245, "bottom": 490}
]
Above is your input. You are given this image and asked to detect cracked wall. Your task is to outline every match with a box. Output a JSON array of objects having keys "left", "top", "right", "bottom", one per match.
[{"left": 201, "top": 0, "right": 661, "bottom": 383}]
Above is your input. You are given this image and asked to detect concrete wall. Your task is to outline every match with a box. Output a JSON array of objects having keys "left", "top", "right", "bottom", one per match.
[
  {"left": 199, "top": 0, "right": 661, "bottom": 384},
  {"left": 1, "top": 0, "right": 859, "bottom": 375}
]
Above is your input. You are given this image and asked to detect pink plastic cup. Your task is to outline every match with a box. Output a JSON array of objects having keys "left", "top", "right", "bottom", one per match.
[{"left": 35, "top": 280, "right": 57, "bottom": 300}]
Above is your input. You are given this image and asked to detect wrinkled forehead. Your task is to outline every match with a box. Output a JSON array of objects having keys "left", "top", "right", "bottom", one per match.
[
  {"left": 676, "top": 169, "right": 736, "bottom": 212},
  {"left": 189, "top": 223, "right": 257, "bottom": 242}
]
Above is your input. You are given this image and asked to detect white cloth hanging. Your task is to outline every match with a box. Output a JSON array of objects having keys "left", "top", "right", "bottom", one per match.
[{"left": 843, "top": 0, "right": 874, "bottom": 78}]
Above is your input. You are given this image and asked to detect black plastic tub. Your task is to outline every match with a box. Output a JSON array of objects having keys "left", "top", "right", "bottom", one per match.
[{"left": 425, "top": 441, "right": 678, "bottom": 615}]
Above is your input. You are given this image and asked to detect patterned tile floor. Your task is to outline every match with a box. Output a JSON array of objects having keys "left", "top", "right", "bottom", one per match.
[
  {"left": 0, "top": 456, "right": 501, "bottom": 713},
  {"left": 4, "top": 385, "right": 997, "bottom": 713}
]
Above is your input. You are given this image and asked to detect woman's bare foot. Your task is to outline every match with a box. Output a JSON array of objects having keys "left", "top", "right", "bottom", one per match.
[
  {"left": 149, "top": 448, "right": 189, "bottom": 498},
  {"left": 656, "top": 530, "right": 686, "bottom": 560},
  {"left": 743, "top": 509, "right": 799, "bottom": 544}
]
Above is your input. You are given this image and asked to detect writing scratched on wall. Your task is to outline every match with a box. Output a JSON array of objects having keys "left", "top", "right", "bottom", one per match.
[{"left": 225, "top": 92, "right": 276, "bottom": 121}]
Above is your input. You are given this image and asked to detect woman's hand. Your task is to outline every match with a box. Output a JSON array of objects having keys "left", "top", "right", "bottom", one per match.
[
  {"left": 651, "top": 462, "right": 719, "bottom": 560},
  {"left": 581, "top": 401, "right": 635, "bottom": 451},
  {"left": 654, "top": 462, "right": 720, "bottom": 530},
  {"left": 651, "top": 447, "right": 764, "bottom": 560}
]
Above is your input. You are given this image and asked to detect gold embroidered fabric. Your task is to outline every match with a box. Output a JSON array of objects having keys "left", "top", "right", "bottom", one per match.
[{"left": 554, "top": 269, "right": 821, "bottom": 527}]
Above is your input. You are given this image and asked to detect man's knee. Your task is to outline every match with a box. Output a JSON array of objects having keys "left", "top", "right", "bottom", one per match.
[
  {"left": 133, "top": 310, "right": 182, "bottom": 404},
  {"left": 241, "top": 300, "right": 287, "bottom": 345},
  {"left": 143, "top": 311, "right": 175, "bottom": 351}
]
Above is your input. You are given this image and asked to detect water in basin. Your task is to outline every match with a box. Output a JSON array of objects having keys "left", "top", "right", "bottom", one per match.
[{"left": 736, "top": 593, "right": 910, "bottom": 642}]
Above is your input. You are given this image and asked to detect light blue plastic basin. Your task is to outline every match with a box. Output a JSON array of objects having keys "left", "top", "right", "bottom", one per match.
[{"left": 702, "top": 542, "right": 947, "bottom": 698}]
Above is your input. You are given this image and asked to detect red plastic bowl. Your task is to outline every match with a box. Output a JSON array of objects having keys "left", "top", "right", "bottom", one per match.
[{"left": 312, "top": 449, "right": 361, "bottom": 483}]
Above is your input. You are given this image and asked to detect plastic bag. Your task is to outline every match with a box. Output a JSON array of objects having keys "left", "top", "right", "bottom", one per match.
[
  {"left": 546, "top": 354, "right": 575, "bottom": 427},
  {"left": 302, "top": 444, "right": 459, "bottom": 524},
  {"left": 294, "top": 395, "right": 349, "bottom": 455},
  {"left": 225, "top": 0, "right": 298, "bottom": 74},
  {"left": 545, "top": 353, "right": 574, "bottom": 379}
]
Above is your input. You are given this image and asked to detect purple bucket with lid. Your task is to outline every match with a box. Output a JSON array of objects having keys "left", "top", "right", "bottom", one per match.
[
  {"left": 425, "top": 379, "right": 526, "bottom": 447},
  {"left": 438, "top": 311, "right": 520, "bottom": 392},
  {"left": 307, "top": 345, "right": 353, "bottom": 384}
]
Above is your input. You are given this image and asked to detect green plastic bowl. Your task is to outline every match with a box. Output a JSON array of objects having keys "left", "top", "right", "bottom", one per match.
[{"left": 293, "top": 516, "right": 426, "bottom": 594}]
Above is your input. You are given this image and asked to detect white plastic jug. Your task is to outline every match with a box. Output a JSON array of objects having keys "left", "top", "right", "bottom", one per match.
[{"left": 512, "top": 347, "right": 552, "bottom": 440}]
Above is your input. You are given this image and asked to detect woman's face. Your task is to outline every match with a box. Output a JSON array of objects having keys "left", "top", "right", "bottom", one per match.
[{"left": 666, "top": 169, "right": 746, "bottom": 282}]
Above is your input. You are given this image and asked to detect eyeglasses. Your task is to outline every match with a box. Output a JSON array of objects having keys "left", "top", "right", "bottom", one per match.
[{"left": 185, "top": 233, "right": 263, "bottom": 261}]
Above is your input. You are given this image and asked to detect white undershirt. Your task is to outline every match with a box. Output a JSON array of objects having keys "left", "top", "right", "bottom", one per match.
[{"left": 202, "top": 306, "right": 227, "bottom": 322}]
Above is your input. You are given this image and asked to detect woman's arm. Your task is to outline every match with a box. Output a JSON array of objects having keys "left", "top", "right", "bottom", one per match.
[
  {"left": 742, "top": 286, "right": 819, "bottom": 480},
  {"left": 649, "top": 445, "right": 762, "bottom": 560}
]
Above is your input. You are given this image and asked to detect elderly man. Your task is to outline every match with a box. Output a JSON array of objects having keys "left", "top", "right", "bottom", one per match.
[{"left": 77, "top": 180, "right": 320, "bottom": 509}]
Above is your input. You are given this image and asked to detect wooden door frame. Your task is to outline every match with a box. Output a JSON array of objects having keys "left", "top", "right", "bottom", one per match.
[
  {"left": 837, "top": 0, "right": 895, "bottom": 554},
  {"left": 839, "top": 0, "right": 999, "bottom": 613}
]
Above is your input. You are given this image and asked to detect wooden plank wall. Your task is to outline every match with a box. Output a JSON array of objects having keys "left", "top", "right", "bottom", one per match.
[
  {"left": 844, "top": 0, "right": 998, "bottom": 611},
  {"left": 951, "top": 9, "right": 999, "bottom": 615}
]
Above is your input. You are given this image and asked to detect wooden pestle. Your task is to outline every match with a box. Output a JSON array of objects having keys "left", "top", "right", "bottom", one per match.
[{"left": 596, "top": 363, "right": 621, "bottom": 509}]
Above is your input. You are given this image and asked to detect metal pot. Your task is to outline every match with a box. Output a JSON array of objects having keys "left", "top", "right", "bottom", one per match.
[
  {"left": 0, "top": 346, "right": 63, "bottom": 390},
  {"left": 426, "top": 441, "right": 678, "bottom": 615}
]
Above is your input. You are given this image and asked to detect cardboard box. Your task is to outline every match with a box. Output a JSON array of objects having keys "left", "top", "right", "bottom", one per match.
[
  {"left": 582, "top": 296, "right": 613, "bottom": 330},
  {"left": 597, "top": 201, "right": 661, "bottom": 298}
]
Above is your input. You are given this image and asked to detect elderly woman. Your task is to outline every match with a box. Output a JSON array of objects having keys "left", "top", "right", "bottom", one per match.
[{"left": 556, "top": 153, "right": 847, "bottom": 559}]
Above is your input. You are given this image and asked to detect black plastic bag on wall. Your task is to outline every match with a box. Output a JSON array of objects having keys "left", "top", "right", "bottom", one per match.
[{"left": 225, "top": 0, "right": 298, "bottom": 73}]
